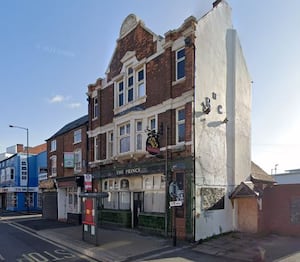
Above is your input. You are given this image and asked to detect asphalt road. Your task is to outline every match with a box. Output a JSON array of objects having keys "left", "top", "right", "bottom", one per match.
[{"left": 0, "top": 220, "right": 96, "bottom": 262}]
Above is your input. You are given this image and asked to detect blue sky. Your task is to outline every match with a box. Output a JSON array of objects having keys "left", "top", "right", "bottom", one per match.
[{"left": 1, "top": 0, "right": 300, "bottom": 174}]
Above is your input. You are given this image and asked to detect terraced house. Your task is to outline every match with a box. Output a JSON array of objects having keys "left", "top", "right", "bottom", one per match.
[{"left": 87, "top": 0, "right": 251, "bottom": 241}]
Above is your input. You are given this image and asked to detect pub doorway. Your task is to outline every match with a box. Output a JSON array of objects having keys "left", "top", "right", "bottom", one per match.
[{"left": 133, "top": 192, "right": 143, "bottom": 228}]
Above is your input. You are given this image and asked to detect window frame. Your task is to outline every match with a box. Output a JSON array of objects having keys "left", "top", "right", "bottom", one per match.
[
  {"left": 74, "top": 149, "right": 82, "bottom": 173},
  {"left": 119, "top": 122, "right": 131, "bottom": 154},
  {"left": 74, "top": 129, "right": 82, "bottom": 144},
  {"left": 176, "top": 107, "right": 186, "bottom": 143},
  {"left": 176, "top": 48, "right": 185, "bottom": 81},
  {"left": 50, "top": 140, "right": 56, "bottom": 152},
  {"left": 93, "top": 97, "right": 99, "bottom": 119},
  {"left": 107, "top": 131, "right": 114, "bottom": 159},
  {"left": 135, "top": 120, "right": 143, "bottom": 151},
  {"left": 50, "top": 155, "right": 57, "bottom": 177},
  {"left": 94, "top": 136, "right": 100, "bottom": 161}
]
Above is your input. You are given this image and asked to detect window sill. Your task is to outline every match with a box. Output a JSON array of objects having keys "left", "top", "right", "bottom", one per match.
[
  {"left": 114, "top": 96, "right": 146, "bottom": 115},
  {"left": 172, "top": 77, "right": 186, "bottom": 86}
]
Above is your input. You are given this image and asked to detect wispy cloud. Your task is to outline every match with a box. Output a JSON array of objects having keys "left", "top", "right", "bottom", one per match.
[
  {"left": 67, "top": 102, "right": 81, "bottom": 109},
  {"left": 48, "top": 95, "right": 81, "bottom": 109},
  {"left": 49, "top": 95, "right": 66, "bottom": 104},
  {"left": 36, "top": 43, "right": 75, "bottom": 58}
]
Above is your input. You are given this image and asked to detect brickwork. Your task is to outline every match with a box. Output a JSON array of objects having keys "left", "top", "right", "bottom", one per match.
[
  {"left": 47, "top": 120, "right": 88, "bottom": 178},
  {"left": 262, "top": 184, "right": 300, "bottom": 236}
]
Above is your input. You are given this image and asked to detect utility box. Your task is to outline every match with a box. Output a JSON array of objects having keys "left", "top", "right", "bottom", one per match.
[{"left": 79, "top": 192, "right": 109, "bottom": 245}]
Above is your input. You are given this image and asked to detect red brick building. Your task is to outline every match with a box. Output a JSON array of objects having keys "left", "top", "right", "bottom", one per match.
[
  {"left": 43, "top": 115, "right": 88, "bottom": 223},
  {"left": 87, "top": 1, "right": 251, "bottom": 241}
]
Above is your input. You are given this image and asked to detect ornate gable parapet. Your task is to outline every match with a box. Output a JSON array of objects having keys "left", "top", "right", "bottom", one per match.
[{"left": 120, "top": 14, "right": 140, "bottom": 39}]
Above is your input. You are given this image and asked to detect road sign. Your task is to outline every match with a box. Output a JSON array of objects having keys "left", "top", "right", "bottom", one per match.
[{"left": 169, "top": 200, "right": 183, "bottom": 207}]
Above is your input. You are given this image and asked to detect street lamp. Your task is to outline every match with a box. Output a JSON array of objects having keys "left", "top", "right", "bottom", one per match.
[{"left": 9, "top": 125, "right": 29, "bottom": 212}]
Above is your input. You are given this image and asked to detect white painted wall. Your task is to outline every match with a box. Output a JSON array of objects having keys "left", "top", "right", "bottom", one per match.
[
  {"left": 194, "top": 2, "right": 251, "bottom": 240},
  {"left": 57, "top": 188, "right": 67, "bottom": 220}
]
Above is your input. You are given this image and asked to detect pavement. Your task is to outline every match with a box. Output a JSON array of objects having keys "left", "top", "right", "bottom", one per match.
[{"left": 1, "top": 211, "right": 300, "bottom": 261}]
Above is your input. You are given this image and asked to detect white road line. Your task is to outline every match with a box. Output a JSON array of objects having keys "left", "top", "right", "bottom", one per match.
[
  {"left": 6, "top": 222, "right": 98, "bottom": 262},
  {"left": 0, "top": 254, "right": 5, "bottom": 261}
]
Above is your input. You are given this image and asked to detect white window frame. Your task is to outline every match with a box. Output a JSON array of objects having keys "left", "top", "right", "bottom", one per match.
[
  {"left": 50, "top": 140, "right": 56, "bottom": 152},
  {"left": 117, "top": 80, "right": 125, "bottom": 107},
  {"left": 50, "top": 156, "right": 57, "bottom": 177},
  {"left": 74, "top": 129, "right": 82, "bottom": 144},
  {"left": 74, "top": 149, "right": 82, "bottom": 173},
  {"left": 136, "top": 68, "right": 145, "bottom": 98},
  {"left": 20, "top": 156, "right": 28, "bottom": 186},
  {"left": 115, "top": 64, "right": 146, "bottom": 110},
  {"left": 119, "top": 123, "right": 131, "bottom": 154},
  {"left": 135, "top": 120, "right": 143, "bottom": 151},
  {"left": 127, "top": 67, "right": 134, "bottom": 103},
  {"left": 94, "top": 137, "right": 99, "bottom": 161},
  {"left": 148, "top": 116, "right": 157, "bottom": 132},
  {"left": 107, "top": 131, "right": 114, "bottom": 159},
  {"left": 176, "top": 107, "right": 185, "bottom": 143},
  {"left": 93, "top": 97, "right": 99, "bottom": 119},
  {"left": 176, "top": 48, "right": 185, "bottom": 81}
]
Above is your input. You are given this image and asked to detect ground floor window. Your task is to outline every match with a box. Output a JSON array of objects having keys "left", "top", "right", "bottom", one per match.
[
  {"left": 25, "top": 192, "right": 34, "bottom": 208},
  {"left": 144, "top": 191, "right": 165, "bottom": 213},
  {"left": 103, "top": 191, "right": 130, "bottom": 210},
  {"left": 7, "top": 193, "right": 17, "bottom": 208},
  {"left": 37, "top": 192, "right": 42, "bottom": 209}
]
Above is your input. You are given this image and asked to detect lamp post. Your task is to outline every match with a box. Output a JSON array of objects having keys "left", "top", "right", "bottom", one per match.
[{"left": 9, "top": 125, "right": 29, "bottom": 212}]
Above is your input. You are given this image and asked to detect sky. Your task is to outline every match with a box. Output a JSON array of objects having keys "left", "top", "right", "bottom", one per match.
[{"left": 1, "top": 0, "right": 300, "bottom": 174}]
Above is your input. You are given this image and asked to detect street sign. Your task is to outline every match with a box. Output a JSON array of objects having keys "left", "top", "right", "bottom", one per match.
[{"left": 169, "top": 200, "right": 182, "bottom": 207}]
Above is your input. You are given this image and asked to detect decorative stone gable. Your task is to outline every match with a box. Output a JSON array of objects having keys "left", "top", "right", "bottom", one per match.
[{"left": 120, "top": 14, "right": 140, "bottom": 38}]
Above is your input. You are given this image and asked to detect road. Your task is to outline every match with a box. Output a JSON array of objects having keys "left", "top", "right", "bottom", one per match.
[{"left": 0, "top": 220, "right": 96, "bottom": 262}]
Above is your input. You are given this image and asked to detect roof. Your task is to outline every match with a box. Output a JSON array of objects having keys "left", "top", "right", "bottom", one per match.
[
  {"left": 46, "top": 115, "right": 88, "bottom": 140},
  {"left": 229, "top": 181, "right": 259, "bottom": 199},
  {"left": 251, "top": 161, "right": 275, "bottom": 183}
]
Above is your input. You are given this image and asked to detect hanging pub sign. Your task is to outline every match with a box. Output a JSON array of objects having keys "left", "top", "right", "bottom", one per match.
[{"left": 146, "top": 129, "right": 160, "bottom": 155}]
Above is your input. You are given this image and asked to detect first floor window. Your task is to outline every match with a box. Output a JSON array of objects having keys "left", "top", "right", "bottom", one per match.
[
  {"left": 94, "top": 137, "right": 100, "bottom": 161},
  {"left": 50, "top": 156, "right": 57, "bottom": 177},
  {"left": 74, "top": 150, "right": 82, "bottom": 172},
  {"left": 177, "top": 108, "right": 185, "bottom": 143},
  {"left": 108, "top": 131, "right": 114, "bottom": 158},
  {"left": 149, "top": 117, "right": 156, "bottom": 131},
  {"left": 119, "top": 123, "right": 130, "bottom": 153},
  {"left": 136, "top": 120, "right": 143, "bottom": 151}
]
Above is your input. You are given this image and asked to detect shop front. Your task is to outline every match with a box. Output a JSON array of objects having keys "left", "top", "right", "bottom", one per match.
[
  {"left": 56, "top": 176, "right": 83, "bottom": 224},
  {"left": 94, "top": 156, "right": 194, "bottom": 239}
]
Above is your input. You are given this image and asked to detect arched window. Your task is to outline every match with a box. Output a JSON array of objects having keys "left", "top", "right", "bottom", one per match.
[{"left": 120, "top": 179, "right": 129, "bottom": 189}]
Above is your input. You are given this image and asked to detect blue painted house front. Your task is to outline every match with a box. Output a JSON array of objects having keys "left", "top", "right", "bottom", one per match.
[{"left": 0, "top": 145, "right": 46, "bottom": 212}]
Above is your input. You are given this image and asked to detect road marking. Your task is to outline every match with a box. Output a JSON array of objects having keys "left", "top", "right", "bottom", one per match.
[
  {"left": 7, "top": 222, "right": 98, "bottom": 262},
  {"left": 0, "top": 254, "right": 4, "bottom": 261}
]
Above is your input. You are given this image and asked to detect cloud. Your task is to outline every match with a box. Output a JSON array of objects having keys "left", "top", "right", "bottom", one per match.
[
  {"left": 67, "top": 103, "right": 81, "bottom": 109},
  {"left": 36, "top": 43, "right": 75, "bottom": 58},
  {"left": 48, "top": 95, "right": 81, "bottom": 109},
  {"left": 49, "top": 95, "right": 65, "bottom": 104}
]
